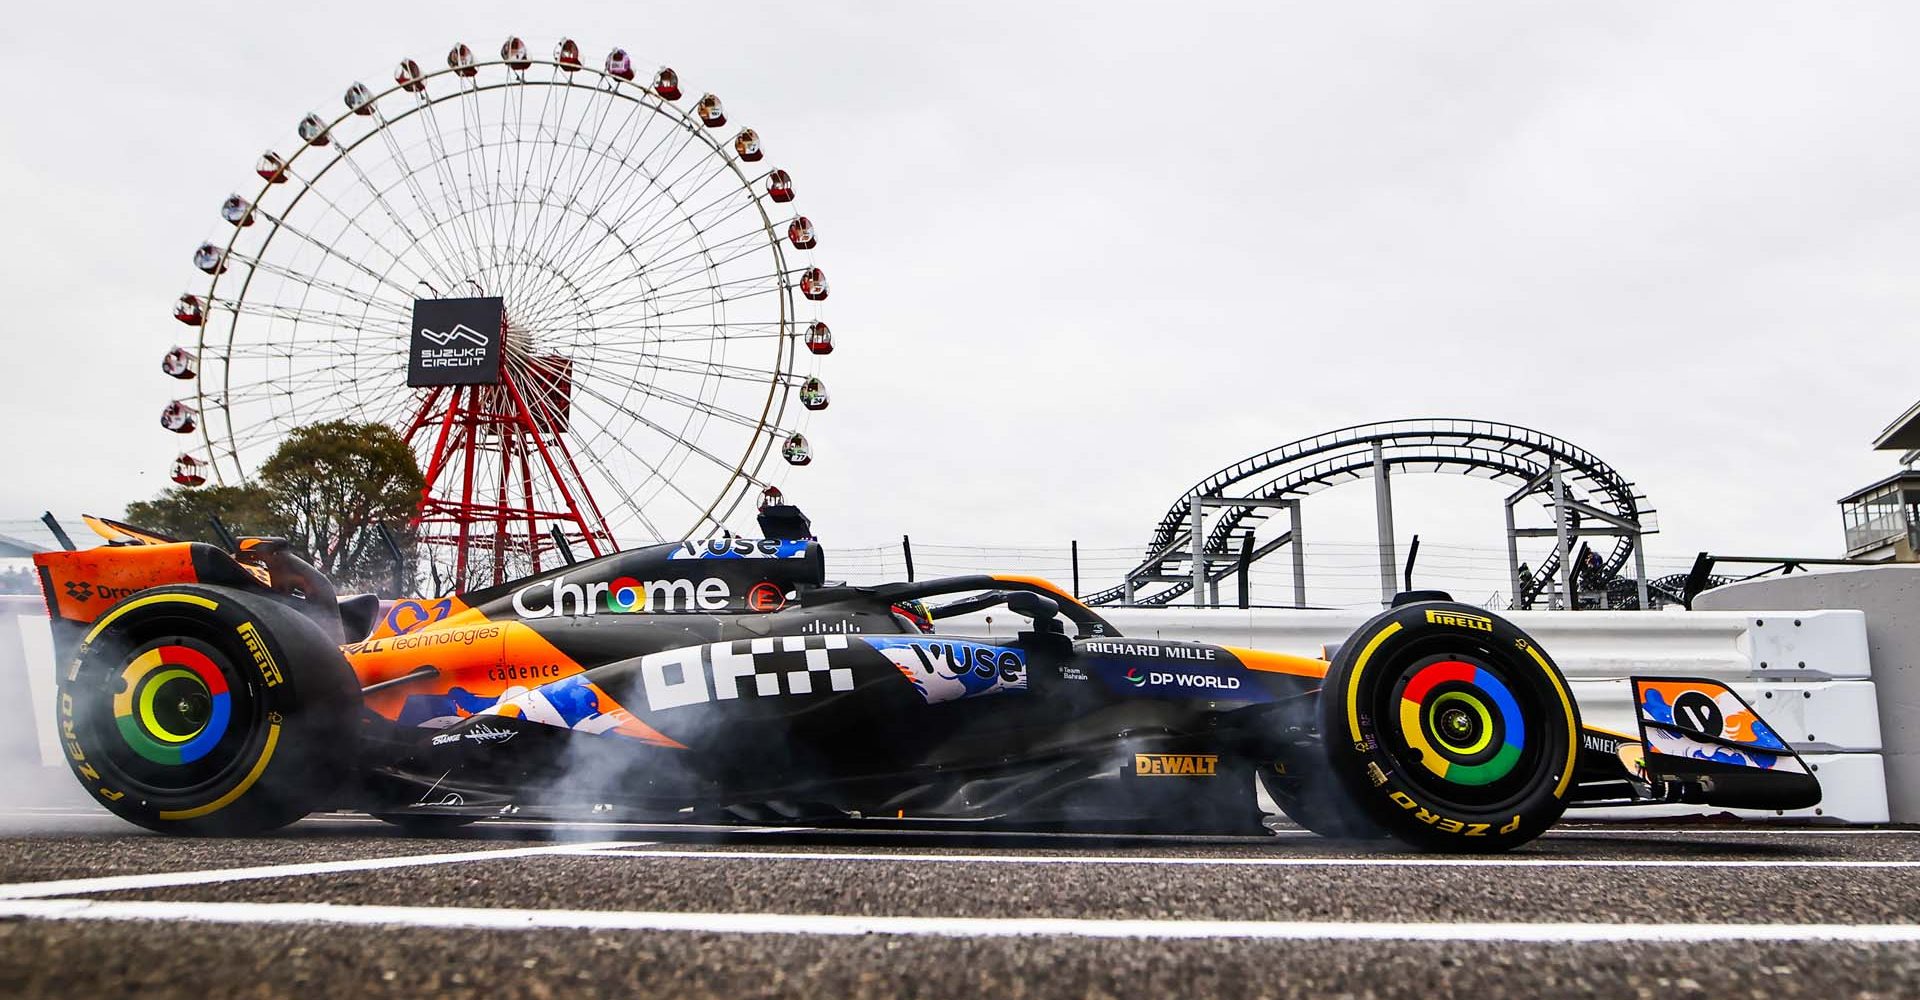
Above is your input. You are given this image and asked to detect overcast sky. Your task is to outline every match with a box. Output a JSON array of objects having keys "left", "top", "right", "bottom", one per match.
[{"left": 3, "top": 1, "right": 1917, "bottom": 602}]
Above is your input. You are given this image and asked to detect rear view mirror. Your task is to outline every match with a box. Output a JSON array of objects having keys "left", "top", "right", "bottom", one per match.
[{"left": 1005, "top": 590, "right": 1059, "bottom": 622}]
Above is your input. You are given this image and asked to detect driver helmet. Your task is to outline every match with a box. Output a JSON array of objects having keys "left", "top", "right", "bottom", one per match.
[{"left": 890, "top": 599, "right": 935, "bottom": 634}]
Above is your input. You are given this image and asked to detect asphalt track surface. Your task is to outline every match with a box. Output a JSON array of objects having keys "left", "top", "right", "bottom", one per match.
[{"left": 0, "top": 806, "right": 1916, "bottom": 998}]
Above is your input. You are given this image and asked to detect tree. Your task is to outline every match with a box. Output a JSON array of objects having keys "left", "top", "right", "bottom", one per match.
[
  {"left": 257, "top": 420, "right": 425, "bottom": 595},
  {"left": 124, "top": 483, "right": 286, "bottom": 545},
  {"left": 123, "top": 420, "right": 426, "bottom": 596}
]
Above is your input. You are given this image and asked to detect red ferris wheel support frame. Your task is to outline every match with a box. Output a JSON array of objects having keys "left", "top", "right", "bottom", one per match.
[{"left": 401, "top": 359, "right": 616, "bottom": 591}]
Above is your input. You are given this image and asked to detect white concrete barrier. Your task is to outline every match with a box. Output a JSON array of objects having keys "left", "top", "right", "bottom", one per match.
[
  {"left": 1695, "top": 567, "right": 1920, "bottom": 823},
  {"left": 5, "top": 597, "right": 1888, "bottom": 823},
  {"left": 0, "top": 597, "right": 56, "bottom": 768},
  {"left": 1037, "top": 607, "right": 1872, "bottom": 681}
]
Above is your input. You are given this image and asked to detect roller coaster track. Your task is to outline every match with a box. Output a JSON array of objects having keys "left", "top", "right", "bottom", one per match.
[{"left": 1085, "top": 418, "right": 1654, "bottom": 608}]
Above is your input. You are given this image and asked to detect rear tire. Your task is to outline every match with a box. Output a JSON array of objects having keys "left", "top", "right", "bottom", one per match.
[
  {"left": 58, "top": 585, "right": 359, "bottom": 835},
  {"left": 1258, "top": 763, "right": 1388, "bottom": 840},
  {"left": 1317, "top": 601, "right": 1580, "bottom": 852}
]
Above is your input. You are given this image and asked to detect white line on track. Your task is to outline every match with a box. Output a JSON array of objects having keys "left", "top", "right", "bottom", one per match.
[
  {"left": 5, "top": 898, "right": 1920, "bottom": 943},
  {"left": 1556, "top": 827, "right": 1918, "bottom": 836},
  {"left": 0, "top": 840, "right": 635, "bottom": 900},
  {"left": 569, "top": 847, "right": 1920, "bottom": 869}
]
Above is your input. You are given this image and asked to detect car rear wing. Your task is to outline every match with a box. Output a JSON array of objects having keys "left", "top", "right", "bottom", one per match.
[{"left": 32, "top": 539, "right": 275, "bottom": 665}]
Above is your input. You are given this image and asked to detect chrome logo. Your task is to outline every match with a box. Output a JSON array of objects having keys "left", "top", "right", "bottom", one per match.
[{"left": 608, "top": 576, "right": 645, "bottom": 612}]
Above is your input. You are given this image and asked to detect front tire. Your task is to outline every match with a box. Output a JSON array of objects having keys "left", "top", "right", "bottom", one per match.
[
  {"left": 1317, "top": 601, "right": 1580, "bottom": 852},
  {"left": 58, "top": 585, "right": 359, "bottom": 835}
]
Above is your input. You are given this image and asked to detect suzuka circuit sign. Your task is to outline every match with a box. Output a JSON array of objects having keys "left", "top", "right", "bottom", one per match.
[{"left": 408, "top": 296, "right": 505, "bottom": 387}]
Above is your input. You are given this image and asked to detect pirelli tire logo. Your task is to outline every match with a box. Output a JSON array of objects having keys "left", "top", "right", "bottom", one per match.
[
  {"left": 1133, "top": 753, "right": 1219, "bottom": 777},
  {"left": 1424, "top": 609, "right": 1494, "bottom": 633},
  {"left": 236, "top": 622, "right": 283, "bottom": 687}
]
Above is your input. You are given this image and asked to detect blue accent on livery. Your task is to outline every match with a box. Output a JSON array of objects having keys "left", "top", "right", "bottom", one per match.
[
  {"left": 537, "top": 674, "right": 607, "bottom": 727},
  {"left": 397, "top": 686, "right": 499, "bottom": 727},
  {"left": 1748, "top": 718, "right": 1788, "bottom": 751},
  {"left": 1697, "top": 745, "right": 1780, "bottom": 769},
  {"left": 383, "top": 598, "right": 455, "bottom": 636},
  {"left": 670, "top": 539, "right": 811, "bottom": 560},
  {"left": 861, "top": 636, "right": 1027, "bottom": 699},
  {"left": 1640, "top": 688, "right": 1674, "bottom": 725}
]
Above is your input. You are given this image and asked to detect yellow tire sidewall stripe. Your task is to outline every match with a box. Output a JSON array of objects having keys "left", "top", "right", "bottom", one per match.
[
  {"left": 1344, "top": 621, "right": 1403, "bottom": 742},
  {"left": 82, "top": 593, "right": 220, "bottom": 647},
  {"left": 158, "top": 720, "right": 280, "bottom": 821},
  {"left": 1525, "top": 643, "right": 1580, "bottom": 798}
]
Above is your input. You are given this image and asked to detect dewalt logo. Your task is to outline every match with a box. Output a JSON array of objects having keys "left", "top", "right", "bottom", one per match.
[
  {"left": 1133, "top": 754, "right": 1218, "bottom": 777},
  {"left": 1425, "top": 609, "right": 1494, "bottom": 633}
]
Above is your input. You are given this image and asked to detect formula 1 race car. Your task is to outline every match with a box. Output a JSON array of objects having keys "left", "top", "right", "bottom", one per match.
[{"left": 32, "top": 513, "right": 1820, "bottom": 852}]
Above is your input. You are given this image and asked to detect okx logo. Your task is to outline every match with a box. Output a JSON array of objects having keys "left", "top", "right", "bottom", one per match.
[{"left": 641, "top": 636, "right": 854, "bottom": 711}]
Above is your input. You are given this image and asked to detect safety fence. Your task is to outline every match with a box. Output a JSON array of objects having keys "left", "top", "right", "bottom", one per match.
[
  {"left": 825, "top": 540, "right": 1706, "bottom": 610},
  {"left": 0, "top": 517, "right": 1710, "bottom": 610}
]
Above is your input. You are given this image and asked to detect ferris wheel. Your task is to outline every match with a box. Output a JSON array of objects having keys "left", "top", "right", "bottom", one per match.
[{"left": 160, "top": 36, "right": 835, "bottom": 590}]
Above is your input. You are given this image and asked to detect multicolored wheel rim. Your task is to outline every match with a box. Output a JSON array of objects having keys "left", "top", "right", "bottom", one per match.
[
  {"left": 112, "top": 644, "right": 231, "bottom": 766},
  {"left": 1398, "top": 658, "right": 1525, "bottom": 787}
]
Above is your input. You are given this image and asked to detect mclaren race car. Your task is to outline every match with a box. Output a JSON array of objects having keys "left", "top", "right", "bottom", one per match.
[{"left": 32, "top": 513, "right": 1820, "bottom": 851}]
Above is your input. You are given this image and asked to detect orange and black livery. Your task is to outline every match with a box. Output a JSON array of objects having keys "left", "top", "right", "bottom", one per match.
[{"left": 32, "top": 513, "right": 1820, "bottom": 849}]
